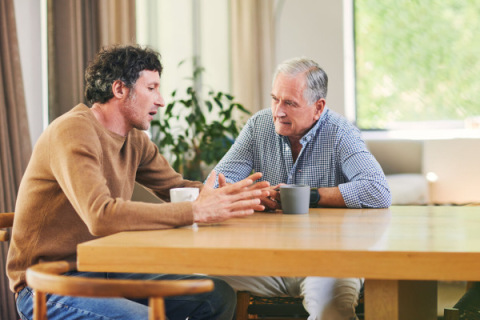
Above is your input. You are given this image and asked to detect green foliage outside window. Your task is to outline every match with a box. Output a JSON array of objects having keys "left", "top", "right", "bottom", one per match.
[{"left": 355, "top": 0, "right": 480, "bottom": 129}]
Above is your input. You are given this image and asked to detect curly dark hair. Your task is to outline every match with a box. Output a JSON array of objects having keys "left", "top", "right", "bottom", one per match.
[{"left": 84, "top": 45, "right": 163, "bottom": 104}]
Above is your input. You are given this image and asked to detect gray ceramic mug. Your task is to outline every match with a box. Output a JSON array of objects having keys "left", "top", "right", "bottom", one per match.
[{"left": 280, "top": 184, "right": 310, "bottom": 214}]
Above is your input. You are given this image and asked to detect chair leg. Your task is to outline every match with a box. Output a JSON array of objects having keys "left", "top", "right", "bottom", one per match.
[
  {"left": 236, "top": 291, "right": 251, "bottom": 320},
  {"left": 149, "top": 297, "right": 166, "bottom": 320},
  {"left": 33, "top": 290, "right": 47, "bottom": 320}
]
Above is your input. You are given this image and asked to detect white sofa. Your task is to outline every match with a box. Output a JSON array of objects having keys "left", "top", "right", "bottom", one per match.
[{"left": 366, "top": 140, "right": 429, "bottom": 205}]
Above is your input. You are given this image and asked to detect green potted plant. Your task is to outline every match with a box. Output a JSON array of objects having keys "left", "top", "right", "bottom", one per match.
[{"left": 150, "top": 60, "right": 250, "bottom": 181}]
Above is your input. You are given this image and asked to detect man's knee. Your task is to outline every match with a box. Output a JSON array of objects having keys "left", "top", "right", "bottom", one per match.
[
  {"left": 332, "top": 278, "right": 362, "bottom": 316},
  {"left": 301, "top": 277, "right": 361, "bottom": 320},
  {"left": 212, "top": 277, "right": 236, "bottom": 298}
]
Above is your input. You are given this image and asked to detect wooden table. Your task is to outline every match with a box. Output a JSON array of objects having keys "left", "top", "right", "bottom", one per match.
[{"left": 77, "top": 206, "right": 480, "bottom": 320}]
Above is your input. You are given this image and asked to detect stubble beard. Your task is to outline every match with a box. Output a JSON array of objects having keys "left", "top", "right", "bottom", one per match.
[{"left": 124, "top": 90, "right": 150, "bottom": 131}]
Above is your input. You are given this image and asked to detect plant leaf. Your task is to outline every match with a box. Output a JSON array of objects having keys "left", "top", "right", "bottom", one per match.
[{"left": 205, "top": 100, "right": 213, "bottom": 112}]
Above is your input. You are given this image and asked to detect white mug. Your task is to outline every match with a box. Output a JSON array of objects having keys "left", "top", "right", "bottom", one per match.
[{"left": 170, "top": 188, "right": 199, "bottom": 203}]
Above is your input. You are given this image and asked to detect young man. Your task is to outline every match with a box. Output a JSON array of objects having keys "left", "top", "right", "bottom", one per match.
[
  {"left": 8, "top": 45, "right": 269, "bottom": 320},
  {"left": 212, "top": 57, "right": 392, "bottom": 320}
]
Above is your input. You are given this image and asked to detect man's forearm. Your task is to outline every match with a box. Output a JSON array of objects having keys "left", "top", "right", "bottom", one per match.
[{"left": 317, "top": 187, "right": 347, "bottom": 208}]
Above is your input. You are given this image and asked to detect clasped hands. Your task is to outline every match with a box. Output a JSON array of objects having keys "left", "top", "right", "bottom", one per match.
[
  {"left": 217, "top": 173, "right": 283, "bottom": 212},
  {"left": 192, "top": 171, "right": 273, "bottom": 223}
]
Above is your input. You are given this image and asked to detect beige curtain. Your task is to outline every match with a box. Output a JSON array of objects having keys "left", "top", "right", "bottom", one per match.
[
  {"left": 48, "top": 0, "right": 136, "bottom": 121},
  {"left": 0, "top": 0, "right": 32, "bottom": 318},
  {"left": 230, "top": 0, "right": 275, "bottom": 113}
]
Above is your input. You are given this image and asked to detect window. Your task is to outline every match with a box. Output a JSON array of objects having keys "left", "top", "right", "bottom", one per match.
[
  {"left": 135, "top": 0, "right": 230, "bottom": 101},
  {"left": 355, "top": 0, "right": 480, "bottom": 130}
]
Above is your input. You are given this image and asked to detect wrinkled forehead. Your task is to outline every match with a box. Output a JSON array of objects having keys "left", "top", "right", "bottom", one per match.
[{"left": 272, "top": 73, "right": 307, "bottom": 96}]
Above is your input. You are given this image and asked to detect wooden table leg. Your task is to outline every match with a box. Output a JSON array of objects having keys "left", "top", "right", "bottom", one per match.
[{"left": 364, "top": 280, "right": 437, "bottom": 320}]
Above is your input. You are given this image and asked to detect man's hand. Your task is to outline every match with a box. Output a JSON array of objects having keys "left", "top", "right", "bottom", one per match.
[
  {"left": 192, "top": 171, "right": 270, "bottom": 223},
  {"left": 219, "top": 174, "right": 282, "bottom": 212},
  {"left": 260, "top": 185, "right": 282, "bottom": 211}
]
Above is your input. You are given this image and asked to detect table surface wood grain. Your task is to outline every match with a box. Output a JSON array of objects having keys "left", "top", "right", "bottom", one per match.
[
  {"left": 77, "top": 206, "right": 480, "bottom": 280},
  {"left": 77, "top": 206, "right": 480, "bottom": 320}
]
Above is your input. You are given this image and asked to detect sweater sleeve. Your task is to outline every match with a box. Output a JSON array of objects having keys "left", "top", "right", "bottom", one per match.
[{"left": 48, "top": 118, "right": 195, "bottom": 236}]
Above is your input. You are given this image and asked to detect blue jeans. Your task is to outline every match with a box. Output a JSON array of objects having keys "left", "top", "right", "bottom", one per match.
[{"left": 16, "top": 271, "right": 236, "bottom": 320}]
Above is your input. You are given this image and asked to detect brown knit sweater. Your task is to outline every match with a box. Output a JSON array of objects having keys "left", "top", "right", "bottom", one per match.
[{"left": 7, "top": 104, "right": 202, "bottom": 292}]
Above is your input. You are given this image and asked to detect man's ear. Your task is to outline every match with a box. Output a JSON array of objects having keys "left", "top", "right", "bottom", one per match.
[
  {"left": 313, "top": 98, "right": 326, "bottom": 120},
  {"left": 111, "top": 80, "right": 128, "bottom": 99}
]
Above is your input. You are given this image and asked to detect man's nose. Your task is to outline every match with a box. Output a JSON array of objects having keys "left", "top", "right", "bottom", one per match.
[
  {"left": 274, "top": 104, "right": 287, "bottom": 117},
  {"left": 156, "top": 92, "right": 165, "bottom": 108}
]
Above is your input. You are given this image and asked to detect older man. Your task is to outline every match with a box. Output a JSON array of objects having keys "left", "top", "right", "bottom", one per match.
[{"left": 213, "top": 57, "right": 391, "bottom": 320}]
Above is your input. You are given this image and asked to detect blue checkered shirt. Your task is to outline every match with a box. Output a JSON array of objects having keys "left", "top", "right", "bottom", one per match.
[{"left": 213, "top": 108, "right": 391, "bottom": 208}]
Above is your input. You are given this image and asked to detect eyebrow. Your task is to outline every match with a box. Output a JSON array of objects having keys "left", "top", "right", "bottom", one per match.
[
  {"left": 146, "top": 81, "right": 160, "bottom": 87},
  {"left": 271, "top": 94, "right": 298, "bottom": 105},
  {"left": 285, "top": 99, "right": 297, "bottom": 106}
]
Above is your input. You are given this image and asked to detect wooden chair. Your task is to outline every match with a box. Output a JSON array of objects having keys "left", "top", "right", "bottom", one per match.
[
  {"left": 0, "top": 212, "right": 17, "bottom": 320},
  {"left": 0, "top": 212, "right": 15, "bottom": 241},
  {"left": 2, "top": 212, "right": 213, "bottom": 319},
  {"left": 26, "top": 260, "right": 214, "bottom": 320}
]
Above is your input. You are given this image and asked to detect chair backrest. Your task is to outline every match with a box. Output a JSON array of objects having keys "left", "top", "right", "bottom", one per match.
[
  {"left": 26, "top": 261, "right": 214, "bottom": 320},
  {"left": 0, "top": 212, "right": 14, "bottom": 242}
]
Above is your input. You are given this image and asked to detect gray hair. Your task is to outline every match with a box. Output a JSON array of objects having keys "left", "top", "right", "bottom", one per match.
[{"left": 273, "top": 57, "right": 328, "bottom": 105}]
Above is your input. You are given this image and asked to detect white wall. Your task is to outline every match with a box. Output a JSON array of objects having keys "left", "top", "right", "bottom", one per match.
[
  {"left": 136, "top": 0, "right": 230, "bottom": 102},
  {"left": 136, "top": 0, "right": 194, "bottom": 98},
  {"left": 13, "top": 0, "right": 44, "bottom": 146}
]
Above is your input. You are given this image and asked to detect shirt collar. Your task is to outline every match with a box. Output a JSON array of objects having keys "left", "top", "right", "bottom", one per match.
[{"left": 275, "top": 107, "right": 330, "bottom": 144}]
